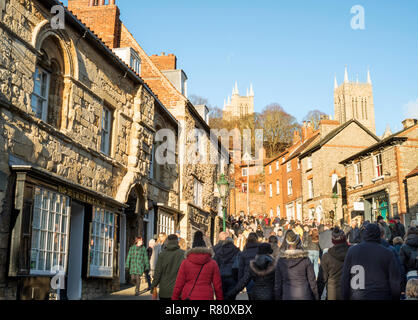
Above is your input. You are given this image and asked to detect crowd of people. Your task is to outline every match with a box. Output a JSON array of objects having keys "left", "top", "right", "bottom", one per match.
[{"left": 124, "top": 214, "right": 418, "bottom": 300}]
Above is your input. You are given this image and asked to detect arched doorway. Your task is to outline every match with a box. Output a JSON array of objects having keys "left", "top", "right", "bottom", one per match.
[{"left": 125, "top": 185, "right": 146, "bottom": 250}]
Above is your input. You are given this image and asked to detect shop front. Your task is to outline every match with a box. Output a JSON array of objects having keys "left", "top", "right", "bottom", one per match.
[
  {"left": 187, "top": 203, "right": 213, "bottom": 246},
  {"left": 8, "top": 166, "right": 125, "bottom": 300},
  {"left": 363, "top": 190, "right": 390, "bottom": 222}
]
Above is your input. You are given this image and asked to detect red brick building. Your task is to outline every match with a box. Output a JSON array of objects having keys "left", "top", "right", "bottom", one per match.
[{"left": 264, "top": 122, "right": 318, "bottom": 221}]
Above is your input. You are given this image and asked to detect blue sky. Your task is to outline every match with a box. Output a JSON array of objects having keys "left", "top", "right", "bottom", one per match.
[{"left": 65, "top": 0, "right": 418, "bottom": 135}]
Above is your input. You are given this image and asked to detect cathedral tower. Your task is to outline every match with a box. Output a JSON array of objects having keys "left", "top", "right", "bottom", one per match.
[
  {"left": 334, "top": 67, "right": 376, "bottom": 134},
  {"left": 222, "top": 82, "right": 255, "bottom": 121}
]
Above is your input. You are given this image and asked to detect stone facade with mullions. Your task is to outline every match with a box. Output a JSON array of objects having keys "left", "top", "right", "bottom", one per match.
[{"left": 0, "top": 0, "right": 177, "bottom": 300}]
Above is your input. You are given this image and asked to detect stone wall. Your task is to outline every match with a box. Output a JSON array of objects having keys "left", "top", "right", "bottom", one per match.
[
  {"left": 0, "top": 0, "right": 158, "bottom": 299},
  {"left": 301, "top": 121, "right": 379, "bottom": 222}
]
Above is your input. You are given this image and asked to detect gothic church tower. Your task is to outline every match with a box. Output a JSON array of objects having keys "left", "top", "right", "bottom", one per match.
[
  {"left": 334, "top": 67, "right": 376, "bottom": 134},
  {"left": 223, "top": 82, "right": 254, "bottom": 121}
]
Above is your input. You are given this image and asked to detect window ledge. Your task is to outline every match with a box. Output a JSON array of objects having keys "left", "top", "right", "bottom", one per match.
[
  {"left": 353, "top": 183, "right": 363, "bottom": 189},
  {"left": 372, "top": 176, "right": 384, "bottom": 183},
  {"left": 306, "top": 168, "right": 312, "bottom": 173}
]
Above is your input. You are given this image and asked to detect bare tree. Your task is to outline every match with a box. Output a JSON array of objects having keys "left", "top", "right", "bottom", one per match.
[
  {"left": 260, "top": 104, "right": 300, "bottom": 158},
  {"left": 189, "top": 95, "right": 209, "bottom": 106},
  {"left": 303, "top": 109, "right": 327, "bottom": 130}
]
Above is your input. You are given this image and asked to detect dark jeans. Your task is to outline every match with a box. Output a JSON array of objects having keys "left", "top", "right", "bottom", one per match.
[
  {"left": 134, "top": 272, "right": 152, "bottom": 294},
  {"left": 222, "top": 276, "right": 237, "bottom": 300}
]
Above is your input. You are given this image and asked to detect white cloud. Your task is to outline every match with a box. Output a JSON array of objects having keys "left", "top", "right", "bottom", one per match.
[{"left": 404, "top": 99, "right": 418, "bottom": 119}]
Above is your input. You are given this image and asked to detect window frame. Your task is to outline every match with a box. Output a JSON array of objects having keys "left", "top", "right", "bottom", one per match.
[
  {"left": 355, "top": 162, "right": 363, "bottom": 185},
  {"left": 307, "top": 156, "right": 313, "bottom": 170},
  {"left": 269, "top": 183, "right": 273, "bottom": 198},
  {"left": 374, "top": 154, "right": 383, "bottom": 178},
  {"left": 287, "top": 179, "right": 293, "bottom": 196},
  {"left": 276, "top": 179, "right": 280, "bottom": 195},
  {"left": 286, "top": 162, "right": 292, "bottom": 173},
  {"left": 100, "top": 105, "right": 113, "bottom": 155},
  {"left": 308, "top": 179, "right": 314, "bottom": 199},
  {"left": 242, "top": 168, "right": 248, "bottom": 177},
  {"left": 29, "top": 186, "right": 71, "bottom": 276},
  {"left": 31, "top": 66, "right": 51, "bottom": 122},
  {"left": 193, "top": 179, "right": 203, "bottom": 208}
]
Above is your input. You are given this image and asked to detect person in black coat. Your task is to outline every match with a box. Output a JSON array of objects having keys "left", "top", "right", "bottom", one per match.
[
  {"left": 226, "top": 243, "right": 276, "bottom": 300},
  {"left": 275, "top": 230, "right": 319, "bottom": 300},
  {"left": 394, "top": 216, "right": 406, "bottom": 239},
  {"left": 238, "top": 232, "right": 260, "bottom": 298},
  {"left": 341, "top": 223, "right": 401, "bottom": 300},
  {"left": 399, "top": 227, "right": 418, "bottom": 281},
  {"left": 347, "top": 220, "right": 361, "bottom": 245},
  {"left": 317, "top": 227, "right": 350, "bottom": 300},
  {"left": 214, "top": 234, "right": 241, "bottom": 300}
]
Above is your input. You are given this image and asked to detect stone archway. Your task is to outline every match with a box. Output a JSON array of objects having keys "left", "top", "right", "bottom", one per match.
[{"left": 125, "top": 184, "right": 146, "bottom": 249}]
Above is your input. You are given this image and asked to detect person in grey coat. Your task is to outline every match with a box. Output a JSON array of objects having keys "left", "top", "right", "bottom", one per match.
[{"left": 274, "top": 230, "right": 319, "bottom": 300}]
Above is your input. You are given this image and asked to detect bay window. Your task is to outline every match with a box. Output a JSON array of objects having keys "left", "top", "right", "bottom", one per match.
[{"left": 30, "top": 186, "right": 70, "bottom": 275}]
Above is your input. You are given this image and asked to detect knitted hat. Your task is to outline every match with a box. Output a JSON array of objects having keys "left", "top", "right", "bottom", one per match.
[
  {"left": 285, "top": 230, "right": 300, "bottom": 245},
  {"left": 332, "top": 227, "right": 347, "bottom": 245},
  {"left": 257, "top": 243, "right": 273, "bottom": 255}
]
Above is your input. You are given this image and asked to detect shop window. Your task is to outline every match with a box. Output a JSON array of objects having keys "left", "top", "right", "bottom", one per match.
[
  {"left": 100, "top": 105, "right": 113, "bottom": 155},
  {"left": 30, "top": 187, "right": 70, "bottom": 275},
  {"left": 89, "top": 207, "right": 116, "bottom": 278}
]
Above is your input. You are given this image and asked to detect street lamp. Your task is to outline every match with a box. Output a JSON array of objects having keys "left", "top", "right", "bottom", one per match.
[
  {"left": 217, "top": 173, "right": 230, "bottom": 232},
  {"left": 331, "top": 192, "right": 338, "bottom": 226}
]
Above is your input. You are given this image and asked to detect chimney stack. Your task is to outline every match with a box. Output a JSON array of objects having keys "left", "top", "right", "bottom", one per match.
[{"left": 402, "top": 118, "right": 418, "bottom": 130}]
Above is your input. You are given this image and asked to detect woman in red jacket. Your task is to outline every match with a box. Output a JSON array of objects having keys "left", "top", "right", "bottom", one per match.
[{"left": 172, "top": 231, "right": 223, "bottom": 300}]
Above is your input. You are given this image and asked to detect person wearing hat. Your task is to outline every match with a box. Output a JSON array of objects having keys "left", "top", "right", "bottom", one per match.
[
  {"left": 317, "top": 227, "right": 350, "bottom": 300},
  {"left": 341, "top": 223, "right": 401, "bottom": 300},
  {"left": 274, "top": 230, "right": 319, "bottom": 300},
  {"left": 225, "top": 243, "right": 276, "bottom": 300}
]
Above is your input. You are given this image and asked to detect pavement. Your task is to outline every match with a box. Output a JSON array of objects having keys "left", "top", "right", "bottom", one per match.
[{"left": 95, "top": 278, "right": 249, "bottom": 300}]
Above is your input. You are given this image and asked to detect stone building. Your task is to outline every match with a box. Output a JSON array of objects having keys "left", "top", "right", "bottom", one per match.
[
  {"left": 298, "top": 119, "right": 380, "bottom": 224},
  {"left": 0, "top": 0, "right": 179, "bottom": 300},
  {"left": 67, "top": 0, "right": 230, "bottom": 247},
  {"left": 334, "top": 67, "right": 376, "bottom": 134},
  {"left": 264, "top": 122, "right": 318, "bottom": 221},
  {"left": 222, "top": 82, "right": 254, "bottom": 121},
  {"left": 405, "top": 166, "right": 418, "bottom": 224},
  {"left": 340, "top": 119, "right": 418, "bottom": 225}
]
